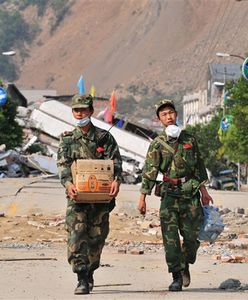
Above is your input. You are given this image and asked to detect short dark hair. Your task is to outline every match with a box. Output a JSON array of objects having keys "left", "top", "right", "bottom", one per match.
[{"left": 155, "top": 99, "right": 176, "bottom": 117}]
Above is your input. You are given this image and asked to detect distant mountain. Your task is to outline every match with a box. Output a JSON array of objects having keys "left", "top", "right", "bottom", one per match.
[{"left": 16, "top": 0, "right": 247, "bottom": 101}]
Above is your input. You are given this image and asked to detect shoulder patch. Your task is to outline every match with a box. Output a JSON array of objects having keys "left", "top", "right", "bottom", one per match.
[{"left": 62, "top": 131, "right": 73, "bottom": 137}]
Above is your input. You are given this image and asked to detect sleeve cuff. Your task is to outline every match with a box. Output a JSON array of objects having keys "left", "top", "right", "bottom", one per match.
[
  {"left": 139, "top": 187, "right": 152, "bottom": 195},
  {"left": 64, "top": 181, "right": 73, "bottom": 189}
]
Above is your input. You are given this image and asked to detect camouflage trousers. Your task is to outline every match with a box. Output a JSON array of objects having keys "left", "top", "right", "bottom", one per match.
[
  {"left": 65, "top": 199, "right": 112, "bottom": 274},
  {"left": 160, "top": 192, "right": 203, "bottom": 273}
]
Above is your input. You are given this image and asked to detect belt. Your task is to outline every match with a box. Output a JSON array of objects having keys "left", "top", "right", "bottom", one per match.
[{"left": 163, "top": 175, "right": 187, "bottom": 186}]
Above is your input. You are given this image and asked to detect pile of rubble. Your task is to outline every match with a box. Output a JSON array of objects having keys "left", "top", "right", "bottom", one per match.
[
  {"left": 0, "top": 101, "right": 144, "bottom": 182},
  {"left": 1, "top": 206, "right": 247, "bottom": 263}
]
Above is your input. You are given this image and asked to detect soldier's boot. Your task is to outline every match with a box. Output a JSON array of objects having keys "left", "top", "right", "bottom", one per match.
[
  {"left": 169, "top": 272, "right": 183, "bottom": 292},
  {"left": 74, "top": 272, "right": 89, "bottom": 295},
  {"left": 182, "top": 263, "right": 191, "bottom": 287},
  {"left": 88, "top": 272, "right": 94, "bottom": 292}
]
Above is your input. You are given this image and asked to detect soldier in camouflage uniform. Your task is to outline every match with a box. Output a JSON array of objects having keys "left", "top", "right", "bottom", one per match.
[
  {"left": 57, "top": 94, "right": 122, "bottom": 295},
  {"left": 138, "top": 99, "right": 213, "bottom": 292}
]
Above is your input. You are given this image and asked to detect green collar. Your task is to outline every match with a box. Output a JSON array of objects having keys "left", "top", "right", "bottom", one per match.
[{"left": 74, "top": 124, "right": 96, "bottom": 141}]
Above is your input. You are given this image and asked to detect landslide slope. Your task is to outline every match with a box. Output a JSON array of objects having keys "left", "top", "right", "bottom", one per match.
[{"left": 16, "top": 0, "right": 248, "bottom": 98}]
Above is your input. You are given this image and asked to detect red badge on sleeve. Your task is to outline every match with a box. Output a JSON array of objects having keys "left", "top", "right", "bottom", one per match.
[
  {"left": 96, "top": 147, "right": 105, "bottom": 153},
  {"left": 183, "top": 143, "right": 192, "bottom": 149}
]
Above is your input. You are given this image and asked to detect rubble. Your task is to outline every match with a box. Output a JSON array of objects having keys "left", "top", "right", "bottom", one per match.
[
  {"left": 219, "top": 278, "right": 241, "bottom": 290},
  {"left": 0, "top": 100, "right": 144, "bottom": 182},
  {"left": 0, "top": 205, "right": 247, "bottom": 261}
]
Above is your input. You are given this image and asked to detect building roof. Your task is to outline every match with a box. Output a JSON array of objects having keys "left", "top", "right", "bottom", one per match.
[
  {"left": 7, "top": 84, "right": 28, "bottom": 107},
  {"left": 208, "top": 63, "right": 242, "bottom": 82}
]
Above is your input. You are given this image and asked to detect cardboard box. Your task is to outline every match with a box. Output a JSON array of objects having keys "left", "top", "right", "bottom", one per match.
[{"left": 71, "top": 159, "right": 114, "bottom": 203}]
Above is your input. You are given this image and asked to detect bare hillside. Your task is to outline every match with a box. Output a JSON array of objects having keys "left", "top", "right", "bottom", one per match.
[{"left": 16, "top": 0, "right": 248, "bottom": 98}]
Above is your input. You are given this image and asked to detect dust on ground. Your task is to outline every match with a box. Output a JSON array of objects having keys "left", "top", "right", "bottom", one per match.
[{"left": 1, "top": 208, "right": 248, "bottom": 262}]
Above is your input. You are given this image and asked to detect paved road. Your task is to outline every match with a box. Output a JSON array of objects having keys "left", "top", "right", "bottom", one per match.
[
  {"left": 0, "top": 177, "right": 248, "bottom": 299},
  {"left": 0, "top": 177, "right": 247, "bottom": 216},
  {"left": 0, "top": 245, "right": 248, "bottom": 300}
]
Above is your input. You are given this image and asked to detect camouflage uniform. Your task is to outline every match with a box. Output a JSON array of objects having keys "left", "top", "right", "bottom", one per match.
[
  {"left": 57, "top": 125, "right": 122, "bottom": 275},
  {"left": 140, "top": 130, "right": 207, "bottom": 273}
]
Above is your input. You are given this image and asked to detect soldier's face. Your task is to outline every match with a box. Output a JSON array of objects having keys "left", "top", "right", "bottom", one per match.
[
  {"left": 72, "top": 107, "right": 93, "bottom": 119},
  {"left": 158, "top": 107, "right": 177, "bottom": 127}
]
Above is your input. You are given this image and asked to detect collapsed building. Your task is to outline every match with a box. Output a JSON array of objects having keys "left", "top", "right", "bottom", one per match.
[{"left": 0, "top": 89, "right": 158, "bottom": 184}]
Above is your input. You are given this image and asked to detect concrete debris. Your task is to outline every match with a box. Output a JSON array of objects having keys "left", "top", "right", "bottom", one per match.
[
  {"left": 0, "top": 205, "right": 247, "bottom": 261},
  {"left": 219, "top": 278, "right": 241, "bottom": 290},
  {"left": 19, "top": 154, "right": 58, "bottom": 175},
  {"left": 118, "top": 249, "right": 127, "bottom": 254},
  {"left": 0, "top": 100, "right": 144, "bottom": 182},
  {"left": 0, "top": 144, "right": 6, "bottom": 152},
  {"left": 36, "top": 238, "right": 65, "bottom": 243},
  {"left": 0, "top": 257, "right": 57, "bottom": 261},
  {"left": 22, "top": 136, "right": 38, "bottom": 151},
  {"left": 130, "top": 249, "right": 144, "bottom": 255}
]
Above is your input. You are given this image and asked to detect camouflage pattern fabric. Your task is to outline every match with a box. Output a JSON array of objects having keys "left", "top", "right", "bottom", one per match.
[
  {"left": 140, "top": 129, "right": 207, "bottom": 273},
  {"left": 140, "top": 130, "right": 208, "bottom": 196},
  {"left": 65, "top": 200, "right": 111, "bottom": 273},
  {"left": 57, "top": 125, "right": 123, "bottom": 189},
  {"left": 160, "top": 193, "right": 203, "bottom": 273},
  {"left": 57, "top": 124, "right": 122, "bottom": 274}
]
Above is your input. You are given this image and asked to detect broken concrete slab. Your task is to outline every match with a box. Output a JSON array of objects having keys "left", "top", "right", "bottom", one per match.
[{"left": 19, "top": 154, "right": 58, "bottom": 174}]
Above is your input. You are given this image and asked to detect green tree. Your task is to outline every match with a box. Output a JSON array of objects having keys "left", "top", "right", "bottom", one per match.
[
  {"left": 222, "top": 76, "right": 248, "bottom": 163},
  {"left": 186, "top": 112, "right": 225, "bottom": 176},
  {"left": 0, "top": 89, "right": 23, "bottom": 149}
]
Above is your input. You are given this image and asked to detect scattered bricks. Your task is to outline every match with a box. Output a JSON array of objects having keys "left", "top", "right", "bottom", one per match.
[
  {"left": 130, "top": 249, "right": 144, "bottom": 255},
  {"left": 232, "top": 255, "right": 245, "bottom": 262},
  {"left": 221, "top": 255, "right": 246, "bottom": 263},
  {"left": 228, "top": 238, "right": 248, "bottom": 249},
  {"left": 212, "top": 255, "right": 221, "bottom": 260},
  {"left": 221, "top": 256, "right": 233, "bottom": 263},
  {"left": 118, "top": 249, "right": 127, "bottom": 254},
  {"left": 149, "top": 222, "right": 160, "bottom": 228},
  {"left": 234, "top": 207, "right": 245, "bottom": 214},
  {"left": 140, "top": 221, "right": 151, "bottom": 229},
  {"left": 238, "top": 233, "right": 248, "bottom": 239},
  {"left": 219, "top": 208, "right": 231, "bottom": 215},
  {"left": 227, "top": 233, "right": 238, "bottom": 240},
  {"left": 2, "top": 236, "right": 14, "bottom": 241},
  {"left": 148, "top": 228, "right": 159, "bottom": 236}
]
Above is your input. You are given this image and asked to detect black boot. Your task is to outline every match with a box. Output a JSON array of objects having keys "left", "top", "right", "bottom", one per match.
[
  {"left": 169, "top": 272, "right": 183, "bottom": 291},
  {"left": 74, "top": 273, "right": 89, "bottom": 295},
  {"left": 88, "top": 272, "right": 94, "bottom": 292},
  {"left": 182, "top": 263, "right": 190, "bottom": 287}
]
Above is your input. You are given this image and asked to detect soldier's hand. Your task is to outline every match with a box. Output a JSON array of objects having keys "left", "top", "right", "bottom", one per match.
[
  {"left": 200, "top": 185, "right": 213, "bottom": 206},
  {"left": 67, "top": 183, "right": 78, "bottom": 199},
  {"left": 138, "top": 194, "right": 146, "bottom": 215},
  {"left": 109, "top": 180, "right": 120, "bottom": 197},
  {"left": 201, "top": 193, "right": 213, "bottom": 206}
]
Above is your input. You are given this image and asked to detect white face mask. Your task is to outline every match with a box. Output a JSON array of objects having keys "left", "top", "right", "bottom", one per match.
[
  {"left": 165, "top": 125, "right": 181, "bottom": 138},
  {"left": 75, "top": 116, "right": 91, "bottom": 127}
]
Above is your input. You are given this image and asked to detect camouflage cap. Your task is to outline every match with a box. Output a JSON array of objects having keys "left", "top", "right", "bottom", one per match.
[
  {"left": 71, "top": 94, "right": 93, "bottom": 109},
  {"left": 155, "top": 99, "right": 175, "bottom": 116}
]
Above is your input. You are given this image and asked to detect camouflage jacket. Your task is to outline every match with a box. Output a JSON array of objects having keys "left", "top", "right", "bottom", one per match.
[
  {"left": 57, "top": 124, "right": 123, "bottom": 189},
  {"left": 140, "top": 130, "right": 208, "bottom": 195}
]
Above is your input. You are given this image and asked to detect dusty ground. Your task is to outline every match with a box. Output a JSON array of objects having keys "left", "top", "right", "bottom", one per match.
[
  {"left": 1, "top": 206, "right": 248, "bottom": 258},
  {"left": 1, "top": 210, "right": 248, "bottom": 300},
  {"left": 1, "top": 178, "right": 248, "bottom": 299}
]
